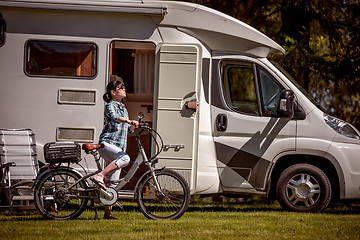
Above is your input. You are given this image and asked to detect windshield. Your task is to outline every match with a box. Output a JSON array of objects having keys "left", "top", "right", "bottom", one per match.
[{"left": 271, "top": 61, "right": 324, "bottom": 110}]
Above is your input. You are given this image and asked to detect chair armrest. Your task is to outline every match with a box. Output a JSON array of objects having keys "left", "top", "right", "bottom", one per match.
[{"left": 0, "top": 162, "right": 16, "bottom": 169}]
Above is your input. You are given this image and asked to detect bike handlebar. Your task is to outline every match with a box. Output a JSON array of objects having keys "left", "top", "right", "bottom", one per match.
[{"left": 138, "top": 122, "right": 149, "bottom": 128}]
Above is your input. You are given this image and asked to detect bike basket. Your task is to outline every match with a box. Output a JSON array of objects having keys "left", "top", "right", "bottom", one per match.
[{"left": 44, "top": 142, "right": 81, "bottom": 163}]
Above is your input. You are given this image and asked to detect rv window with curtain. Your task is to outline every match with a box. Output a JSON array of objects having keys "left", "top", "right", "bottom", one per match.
[
  {"left": 0, "top": 13, "right": 5, "bottom": 47},
  {"left": 25, "top": 40, "right": 97, "bottom": 78}
]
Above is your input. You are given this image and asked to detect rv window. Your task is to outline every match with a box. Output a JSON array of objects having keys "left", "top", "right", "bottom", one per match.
[
  {"left": 25, "top": 40, "right": 97, "bottom": 78},
  {"left": 222, "top": 62, "right": 259, "bottom": 115},
  {"left": 256, "top": 65, "right": 284, "bottom": 117},
  {"left": 0, "top": 13, "right": 6, "bottom": 47}
]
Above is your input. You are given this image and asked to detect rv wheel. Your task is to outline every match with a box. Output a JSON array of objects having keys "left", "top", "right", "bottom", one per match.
[{"left": 276, "top": 163, "right": 331, "bottom": 213}]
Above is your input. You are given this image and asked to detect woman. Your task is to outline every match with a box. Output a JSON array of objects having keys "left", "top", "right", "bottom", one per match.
[{"left": 91, "top": 77, "right": 139, "bottom": 219}]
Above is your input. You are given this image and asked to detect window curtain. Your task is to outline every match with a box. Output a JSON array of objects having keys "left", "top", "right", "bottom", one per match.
[{"left": 134, "top": 50, "right": 155, "bottom": 95}]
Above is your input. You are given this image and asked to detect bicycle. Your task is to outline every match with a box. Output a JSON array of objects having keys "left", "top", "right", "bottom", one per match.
[{"left": 33, "top": 112, "right": 191, "bottom": 220}]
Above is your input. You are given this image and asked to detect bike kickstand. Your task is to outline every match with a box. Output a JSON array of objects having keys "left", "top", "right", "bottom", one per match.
[
  {"left": 93, "top": 207, "right": 99, "bottom": 220},
  {"left": 90, "top": 200, "right": 99, "bottom": 220}
]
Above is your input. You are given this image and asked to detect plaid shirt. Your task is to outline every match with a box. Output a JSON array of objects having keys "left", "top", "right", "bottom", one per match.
[{"left": 99, "top": 101, "right": 130, "bottom": 151}]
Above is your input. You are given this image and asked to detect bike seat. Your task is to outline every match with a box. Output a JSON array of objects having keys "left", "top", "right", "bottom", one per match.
[{"left": 82, "top": 143, "right": 104, "bottom": 151}]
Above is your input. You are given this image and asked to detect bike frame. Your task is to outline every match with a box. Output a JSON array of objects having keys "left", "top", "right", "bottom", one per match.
[{"left": 64, "top": 126, "right": 164, "bottom": 200}]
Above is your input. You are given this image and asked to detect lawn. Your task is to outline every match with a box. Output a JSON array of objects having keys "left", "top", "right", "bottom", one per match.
[{"left": 0, "top": 199, "right": 359, "bottom": 240}]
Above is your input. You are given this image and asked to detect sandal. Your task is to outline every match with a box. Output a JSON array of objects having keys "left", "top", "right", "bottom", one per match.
[{"left": 90, "top": 177, "right": 107, "bottom": 190}]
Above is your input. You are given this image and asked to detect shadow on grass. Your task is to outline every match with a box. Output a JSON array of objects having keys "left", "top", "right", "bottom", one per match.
[
  {"left": 186, "top": 201, "right": 360, "bottom": 215},
  {"left": 1, "top": 199, "right": 359, "bottom": 221}
]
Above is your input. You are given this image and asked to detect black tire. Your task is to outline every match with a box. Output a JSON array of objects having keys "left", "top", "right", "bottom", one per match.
[
  {"left": 34, "top": 169, "right": 88, "bottom": 220},
  {"left": 136, "top": 168, "right": 190, "bottom": 220},
  {"left": 276, "top": 163, "right": 331, "bottom": 213}
]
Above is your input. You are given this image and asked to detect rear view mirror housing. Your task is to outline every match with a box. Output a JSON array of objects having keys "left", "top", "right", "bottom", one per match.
[{"left": 278, "top": 90, "right": 295, "bottom": 119}]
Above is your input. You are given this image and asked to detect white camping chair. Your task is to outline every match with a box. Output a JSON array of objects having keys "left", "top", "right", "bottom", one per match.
[{"left": 0, "top": 129, "right": 39, "bottom": 211}]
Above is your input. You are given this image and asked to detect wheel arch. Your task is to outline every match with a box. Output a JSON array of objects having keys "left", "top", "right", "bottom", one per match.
[{"left": 268, "top": 154, "right": 341, "bottom": 202}]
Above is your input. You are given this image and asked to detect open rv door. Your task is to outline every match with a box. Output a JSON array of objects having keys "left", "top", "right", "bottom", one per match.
[{"left": 153, "top": 44, "right": 201, "bottom": 192}]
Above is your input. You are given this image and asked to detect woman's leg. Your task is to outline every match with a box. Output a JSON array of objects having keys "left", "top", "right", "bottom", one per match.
[
  {"left": 92, "top": 142, "right": 130, "bottom": 188},
  {"left": 103, "top": 162, "right": 121, "bottom": 219},
  {"left": 91, "top": 142, "right": 130, "bottom": 218},
  {"left": 93, "top": 161, "right": 119, "bottom": 183}
]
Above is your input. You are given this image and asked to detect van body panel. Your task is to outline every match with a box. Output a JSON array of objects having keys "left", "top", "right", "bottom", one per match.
[
  {"left": 326, "top": 142, "right": 360, "bottom": 198},
  {"left": 296, "top": 109, "right": 336, "bottom": 151},
  {"left": 194, "top": 56, "right": 221, "bottom": 194}
]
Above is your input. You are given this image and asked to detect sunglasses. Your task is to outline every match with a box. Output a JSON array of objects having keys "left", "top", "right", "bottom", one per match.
[{"left": 116, "top": 85, "right": 126, "bottom": 91}]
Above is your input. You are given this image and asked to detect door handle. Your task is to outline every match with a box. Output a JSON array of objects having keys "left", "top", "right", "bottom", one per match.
[{"left": 216, "top": 114, "right": 227, "bottom": 131}]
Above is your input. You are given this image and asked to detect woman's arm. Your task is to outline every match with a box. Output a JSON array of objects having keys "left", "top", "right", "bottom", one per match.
[{"left": 117, "top": 117, "right": 139, "bottom": 131}]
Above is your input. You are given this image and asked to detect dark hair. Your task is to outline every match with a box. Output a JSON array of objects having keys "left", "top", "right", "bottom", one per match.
[{"left": 103, "top": 76, "right": 124, "bottom": 103}]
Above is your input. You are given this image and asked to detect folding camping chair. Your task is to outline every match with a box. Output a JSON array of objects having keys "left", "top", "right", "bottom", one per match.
[{"left": 0, "top": 129, "right": 39, "bottom": 211}]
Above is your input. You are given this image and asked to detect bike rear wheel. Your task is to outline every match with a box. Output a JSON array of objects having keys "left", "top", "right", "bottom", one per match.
[
  {"left": 136, "top": 168, "right": 190, "bottom": 220},
  {"left": 34, "top": 169, "right": 88, "bottom": 220}
]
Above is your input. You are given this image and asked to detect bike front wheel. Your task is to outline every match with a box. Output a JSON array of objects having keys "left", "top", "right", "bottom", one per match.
[
  {"left": 136, "top": 168, "right": 190, "bottom": 220},
  {"left": 34, "top": 169, "right": 88, "bottom": 220}
]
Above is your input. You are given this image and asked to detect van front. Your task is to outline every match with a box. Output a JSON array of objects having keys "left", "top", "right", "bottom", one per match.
[
  {"left": 270, "top": 59, "right": 360, "bottom": 200},
  {"left": 209, "top": 53, "right": 360, "bottom": 212}
]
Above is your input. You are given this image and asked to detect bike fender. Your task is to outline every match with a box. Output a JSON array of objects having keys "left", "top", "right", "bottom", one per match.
[{"left": 133, "top": 167, "right": 166, "bottom": 198}]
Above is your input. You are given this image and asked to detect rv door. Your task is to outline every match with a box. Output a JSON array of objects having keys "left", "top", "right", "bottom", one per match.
[
  {"left": 210, "top": 57, "right": 296, "bottom": 192},
  {"left": 153, "top": 44, "right": 200, "bottom": 192}
]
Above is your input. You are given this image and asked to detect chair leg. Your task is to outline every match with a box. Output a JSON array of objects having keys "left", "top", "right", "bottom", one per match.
[{"left": 9, "top": 188, "right": 13, "bottom": 213}]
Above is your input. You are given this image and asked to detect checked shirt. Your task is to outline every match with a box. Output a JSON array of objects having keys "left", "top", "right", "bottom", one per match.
[{"left": 99, "top": 100, "right": 130, "bottom": 151}]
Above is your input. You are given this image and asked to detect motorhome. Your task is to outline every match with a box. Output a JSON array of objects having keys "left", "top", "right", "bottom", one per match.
[{"left": 1, "top": 0, "right": 359, "bottom": 213}]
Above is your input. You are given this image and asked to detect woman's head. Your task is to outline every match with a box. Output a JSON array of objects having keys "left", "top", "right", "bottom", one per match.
[{"left": 103, "top": 76, "right": 126, "bottom": 103}]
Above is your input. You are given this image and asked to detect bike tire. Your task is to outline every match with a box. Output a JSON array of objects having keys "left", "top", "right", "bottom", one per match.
[
  {"left": 34, "top": 169, "right": 88, "bottom": 220},
  {"left": 136, "top": 168, "right": 190, "bottom": 220}
]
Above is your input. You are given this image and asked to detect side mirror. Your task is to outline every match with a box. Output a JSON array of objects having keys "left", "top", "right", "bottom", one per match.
[{"left": 278, "top": 90, "right": 294, "bottom": 119}]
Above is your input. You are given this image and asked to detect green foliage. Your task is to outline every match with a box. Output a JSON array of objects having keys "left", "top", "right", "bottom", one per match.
[{"left": 182, "top": 0, "right": 360, "bottom": 129}]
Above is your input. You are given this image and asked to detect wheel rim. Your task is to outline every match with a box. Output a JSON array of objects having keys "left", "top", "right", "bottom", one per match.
[
  {"left": 286, "top": 173, "right": 321, "bottom": 207},
  {"left": 36, "top": 170, "right": 87, "bottom": 219}
]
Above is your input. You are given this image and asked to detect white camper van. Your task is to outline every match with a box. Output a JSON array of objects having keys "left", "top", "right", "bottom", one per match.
[{"left": 1, "top": 0, "right": 359, "bottom": 213}]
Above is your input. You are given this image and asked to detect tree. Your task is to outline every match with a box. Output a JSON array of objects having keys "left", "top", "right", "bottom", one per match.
[{"left": 179, "top": 0, "right": 360, "bottom": 129}]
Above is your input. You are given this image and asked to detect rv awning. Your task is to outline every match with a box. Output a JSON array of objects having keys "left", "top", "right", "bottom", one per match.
[
  {"left": 0, "top": 0, "right": 168, "bottom": 16},
  {"left": 156, "top": 2, "right": 285, "bottom": 57}
]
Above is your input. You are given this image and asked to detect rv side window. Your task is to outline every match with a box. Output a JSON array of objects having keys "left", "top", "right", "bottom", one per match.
[
  {"left": 0, "top": 13, "right": 6, "bottom": 47},
  {"left": 25, "top": 40, "right": 97, "bottom": 78},
  {"left": 222, "top": 61, "right": 285, "bottom": 117},
  {"left": 222, "top": 62, "right": 259, "bottom": 115}
]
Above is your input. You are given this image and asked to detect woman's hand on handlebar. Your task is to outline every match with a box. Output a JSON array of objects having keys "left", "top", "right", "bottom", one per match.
[{"left": 129, "top": 120, "right": 139, "bottom": 131}]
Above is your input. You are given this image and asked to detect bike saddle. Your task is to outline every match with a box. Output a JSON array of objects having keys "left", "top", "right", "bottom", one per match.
[{"left": 82, "top": 143, "right": 104, "bottom": 152}]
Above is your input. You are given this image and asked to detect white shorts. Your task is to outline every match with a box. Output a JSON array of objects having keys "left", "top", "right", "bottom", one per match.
[{"left": 98, "top": 141, "right": 130, "bottom": 187}]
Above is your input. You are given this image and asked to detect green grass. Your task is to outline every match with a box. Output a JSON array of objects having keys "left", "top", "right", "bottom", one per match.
[{"left": 1, "top": 199, "right": 359, "bottom": 240}]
